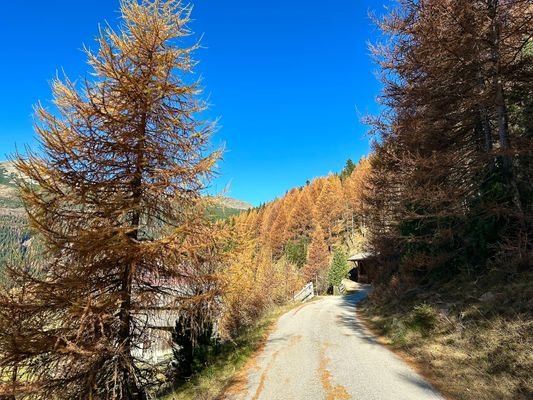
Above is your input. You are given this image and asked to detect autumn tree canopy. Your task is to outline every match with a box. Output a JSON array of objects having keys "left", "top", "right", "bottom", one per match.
[
  {"left": 0, "top": 1, "right": 223, "bottom": 398},
  {"left": 301, "top": 224, "right": 330, "bottom": 293},
  {"left": 365, "top": 0, "right": 533, "bottom": 287},
  {"left": 230, "top": 157, "right": 371, "bottom": 299}
]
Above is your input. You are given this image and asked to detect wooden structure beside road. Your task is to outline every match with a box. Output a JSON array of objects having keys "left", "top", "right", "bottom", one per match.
[
  {"left": 347, "top": 252, "right": 375, "bottom": 283},
  {"left": 294, "top": 282, "right": 315, "bottom": 302}
]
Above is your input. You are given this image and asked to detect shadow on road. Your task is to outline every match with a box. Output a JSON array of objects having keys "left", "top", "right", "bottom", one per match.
[
  {"left": 334, "top": 287, "right": 444, "bottom": 399},
  {"left": 335, "top": 285, "right": 379, "bottom": 345},
  {"left": 396, "top": 371, "right": 436, "bottom": 392}
]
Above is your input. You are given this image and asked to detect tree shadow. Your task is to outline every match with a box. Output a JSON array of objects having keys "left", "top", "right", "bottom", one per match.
[
  {"left": 395, "top": 371, "right": 437, "bottom": 393},
  {"left": 334, "top": 286, "right": 380, "bottom": 345}
]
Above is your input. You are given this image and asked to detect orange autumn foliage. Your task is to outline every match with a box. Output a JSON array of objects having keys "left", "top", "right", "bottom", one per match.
[
  {"left": 227, "top": 158, "right": 371, "bottom": 320},
  {"left": 302, "top": 224, "right": 330, "bottom": 293}
]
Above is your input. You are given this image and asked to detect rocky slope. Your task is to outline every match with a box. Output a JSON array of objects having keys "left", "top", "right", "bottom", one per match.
[{"left": 0, "top": 161, "right": 24, "bottom": 209}]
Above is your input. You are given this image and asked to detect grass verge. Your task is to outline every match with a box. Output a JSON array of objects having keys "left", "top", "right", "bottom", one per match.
[
  {"left": 358, "top": 270, "right": 533, "bottom": 400},
  {"left": 160, "top": 301, "right": 306, "bottom": 400}
]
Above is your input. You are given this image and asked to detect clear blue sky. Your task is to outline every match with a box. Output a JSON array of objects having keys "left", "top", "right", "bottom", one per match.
[{"left": 0, "top": 0, "right": 388, "bottom": 206}]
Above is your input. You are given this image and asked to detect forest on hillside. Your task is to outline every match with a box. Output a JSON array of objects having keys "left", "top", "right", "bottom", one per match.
[
  {"left": 222, "top": 158, "right": 370, "bottom": 333},
  {"left": 0, "top": 165, "right": 29, "bottom": 276}
]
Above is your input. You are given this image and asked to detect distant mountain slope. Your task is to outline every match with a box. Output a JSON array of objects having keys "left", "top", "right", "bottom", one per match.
[
  {"left": 0, "top": 161, "right": 21, "bottom": 185},
  {"left": 219, "top": 197, "right": 253, "bottom": 211},
  {"left": 0, "top": 161, "right": 27, "bottom": 270},
  {"left": 0, "top": 161, "right": 24, "bottom": 210}
]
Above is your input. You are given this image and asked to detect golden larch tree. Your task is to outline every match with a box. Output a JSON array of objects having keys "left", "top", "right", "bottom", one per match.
[
  {"left": 314, "top": 175, "right": 345, "bottom": 243},
  {"left": 286, "top": 188, "right": 315, "bottom": 241},
  {"left": 345, "top": 157, "right": 371, "bottom": 215},
  {"left": 270, "top": 199, "right": 291, "bottom": 258},
  {"left": 221, "top": 225, "right": 265, "bottom": 337},
  {"left": 302, "top": 224, "right": 330, "bottom": 293},
  {"left": 307, "top": 176, "right": 326, "bottom": 204},
  {"left": 249, "top": 207, "right": 264, "bottom": 238},
  {"left": 1, "top": 1, "right": 223, "bottom": 398},
  {"left": 344, "top": 157, "right": 372, "bottom": 238},
  {"left": 259, "top": 199, "right": 281, "bottom": 250}
]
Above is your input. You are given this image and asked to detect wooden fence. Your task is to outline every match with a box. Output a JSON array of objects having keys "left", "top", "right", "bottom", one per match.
[{"left": 293, "top": 282, "right": 314, "bottom": 302}]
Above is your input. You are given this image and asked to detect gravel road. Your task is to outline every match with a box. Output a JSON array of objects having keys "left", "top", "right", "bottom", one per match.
[{"left": 226, "top": 287, "right": 444, "bottom": 400}]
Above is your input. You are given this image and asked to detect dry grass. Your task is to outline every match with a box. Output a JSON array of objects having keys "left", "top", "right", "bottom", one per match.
[{"left": 360, "top": 271, "right": 533, "bottom": 400}]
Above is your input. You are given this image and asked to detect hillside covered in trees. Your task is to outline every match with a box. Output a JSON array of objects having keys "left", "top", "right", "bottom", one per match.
[
  {"left": 221, "top": 158, "right": 370, "bottom": 334},
  {"left": 0, "top": 162, "right": 29, "bottom": 277}
]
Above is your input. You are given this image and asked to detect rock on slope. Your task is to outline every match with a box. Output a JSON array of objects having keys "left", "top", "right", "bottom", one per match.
[{"left": 219, "top": 197, "right": 253, "bottom": 211}]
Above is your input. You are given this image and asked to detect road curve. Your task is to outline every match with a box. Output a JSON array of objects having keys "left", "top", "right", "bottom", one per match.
[{"left": 226, "top": 288, "right": 444, "bottom": 400}]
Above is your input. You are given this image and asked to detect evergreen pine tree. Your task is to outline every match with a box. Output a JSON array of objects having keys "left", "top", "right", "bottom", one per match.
[
  {"left": 339, "top": 159, "right": 356, "bottom": 181},
  {"left": 302, "top": 224, "right": 329, "bottom": 293},
  {"left": 328, "top": 248, "right": 349, "bottom": 289}
]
